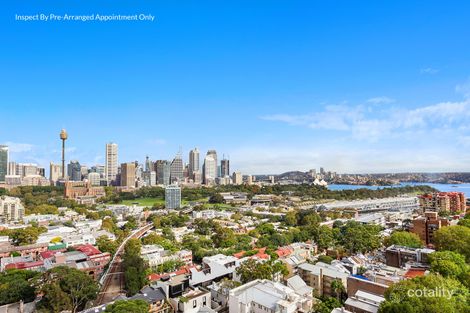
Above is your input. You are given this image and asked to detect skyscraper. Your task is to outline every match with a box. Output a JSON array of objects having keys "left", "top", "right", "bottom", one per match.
[
  {"left": 155, "top": 160, "right": 171, "bottom": 186},
  {"left": 189, "top": 148, "right": 200, "bottom": 180},
  {"left": 0, "top": 145, "right": 8, "bottom": 183},
  {"left": 203, "top": 154, "right": 216, "bottom": 185},
  {"left": 232, "top": 171, "right": 243, "bottom": 185},
  {"left": 221, "top": 158, "right": 230, "bottom": 177},
  {"left": 170, "top": 154, "right": 184, "bottom": 183},
  {"left": 8, "top": 162, "right": 16, "bottom": 176},
  {"left": 120, "top": 162, "right": 136, "bottom": 188},
  {"left": 206, "top": 150, "right": 218, "bottom": 177},
  {"left": 105, "top": 143, "right": 118, "bottom": 185},
  {"left": 67, "top": 160, "right": 82, "bottom": 181},
  {"left": 50, "top": 163, "right": 62, "bottom": 184}
]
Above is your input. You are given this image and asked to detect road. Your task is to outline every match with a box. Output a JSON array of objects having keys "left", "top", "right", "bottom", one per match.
[{"left": 95, "top": 223, "right": 154, "bottom": 305}]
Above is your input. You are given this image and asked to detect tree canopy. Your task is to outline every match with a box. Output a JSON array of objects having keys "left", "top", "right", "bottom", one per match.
[
  {"left": 37, "top": 266, "right": 99, "bottom": 313},
  {"left": 378, "top": 274, "right": 469, "bottom": 313},
  {"left": 434, "top": 226, "right": 470, "bottom": 262},
  {"left": 384, "top": 231, "right": 423, "bottom": 248}
]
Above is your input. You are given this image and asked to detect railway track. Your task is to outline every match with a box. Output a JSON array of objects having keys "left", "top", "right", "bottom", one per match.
[{"left": 95, "top": 223, "right": 153, "bottom": 305}]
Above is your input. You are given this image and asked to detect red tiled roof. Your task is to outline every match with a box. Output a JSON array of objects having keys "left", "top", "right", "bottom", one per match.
[
  {"left": 275, "top": 246, "right": 293, "bottom": 258},
  {"left": 40, "top": 250, "right": 58, "bottom": 259},
  {"left": 75, "top": 244, "right": 102, "bottom": 256}
]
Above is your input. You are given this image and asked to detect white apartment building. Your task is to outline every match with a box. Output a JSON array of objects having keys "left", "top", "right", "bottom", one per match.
[
  {"left": 190, "top": 254, "right": 240, "bottom": 287},
  {"left": 87, "top": 172, "right": 101, "bottom": 186},
  {"left": 105, "top": 143, "right": 118, "bottom": 185},
  {"left": 0, "top": 196, "right": 25, "bottom": 223},
  {"left": 228, "top": 279, "right": 313, "bottom": 313}
]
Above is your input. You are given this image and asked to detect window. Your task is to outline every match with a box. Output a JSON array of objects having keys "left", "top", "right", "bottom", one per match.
[
  {"left": 193, "top": 300, "right": 197, "bottom": 308},
  {"left": 203, "top": 296, "right": 207, "bottom": 306}
]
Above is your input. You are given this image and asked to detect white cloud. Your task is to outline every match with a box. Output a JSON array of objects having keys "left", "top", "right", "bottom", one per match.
[
  {"left": 367, "top": 96, "right": 395, "bottom": 104},
  {"left": 420, "top": 67, "right": 439, "bottom": 75},
  {"left": 262, "top": 97, "right": 470, "bottom": 142},
  {"left": 230, "top": 145, "right": 470, "bottom": 175},
  {"left": 3, "top": 142, "right": 34, "bottom": 153}
]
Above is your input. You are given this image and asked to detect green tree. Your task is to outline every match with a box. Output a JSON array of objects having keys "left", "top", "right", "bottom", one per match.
[
  {"left": 10, "top": 226, "right": 46, "bottom": 246},
  {"left": 316, "top": 255, "right": 334, "bottom": 264},
  {"left": 384, "top": 231, "right": 423, "bottom": 248},
  {"left": 378, "top": 274, "right": 469, "bottom": 313},
  {"left": 105, "top": 299, "right": 149, "bottom": 313},
  {"left": 284, "top": 211, "right": 298, "bottom": 226},
  {"left": 313, "top": 296, "right": 342, "bottom": 313},
  {"left": 434, "top": 225, "right": 470, "bottom": 262},
  {"left": 457, "top": 218, "right": 470, "bottom": 228},
  {"left": 208, "top": 193, "right": 224, "bottom": 204},
  {"left": 96, "top": 236, "right": 119, "bottom": 255},
  {"left": 122, "top": 239, "right": 148, "bottom": 295},
  {"left": 0, "top": 270, "right": 39, "bottom": 305},
  {"left": 236, "top": 259, "right": 288, "bottom": 284},
  {"left": 428, "top": 251, "right": 470, "bottom": 287},
  {"left": 38, "top": 266, "right": 99, "bottom": 313},
  {"left": 339, "top": 221, "right": 382, "bottom": 254}
]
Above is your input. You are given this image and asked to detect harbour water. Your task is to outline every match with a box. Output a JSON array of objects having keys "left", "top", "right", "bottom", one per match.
[{"left": 328, "top": 182, "right": 470, "bottom": 197}]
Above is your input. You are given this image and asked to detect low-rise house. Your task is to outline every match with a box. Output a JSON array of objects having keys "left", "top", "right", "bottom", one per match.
[
  {"left": 189, "top": 254, "right": 239, "bottom": 287},
  {"left": 0, "top": 242, "right": 48, "bottom": 258},
  {"left": 170, "top": 287, "right": 213, "bottom": 313},
  {"left": 228, "top": 279, "right": 313, "bottom": 313}
]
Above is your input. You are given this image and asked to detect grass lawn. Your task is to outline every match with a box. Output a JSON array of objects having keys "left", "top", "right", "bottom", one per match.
[{"left": 121, "top": 197, "right": 165, "bottom": 206}]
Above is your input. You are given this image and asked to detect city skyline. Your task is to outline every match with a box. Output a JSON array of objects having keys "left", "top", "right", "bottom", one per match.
[{"left": 2, "top": 1, "right": 470, "bottom": 174}]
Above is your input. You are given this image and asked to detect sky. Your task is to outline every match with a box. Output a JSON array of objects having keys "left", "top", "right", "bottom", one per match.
[{"left": 1, "top": 1, "right": 470, "bottom": 175}]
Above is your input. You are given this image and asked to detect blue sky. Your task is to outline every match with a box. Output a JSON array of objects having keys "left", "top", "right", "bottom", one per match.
[{"left": 1, "top": 1, "right": 470, "bottom": 174}]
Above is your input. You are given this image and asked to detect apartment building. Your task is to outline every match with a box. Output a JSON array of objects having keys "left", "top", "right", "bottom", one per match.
[
  {"left": 409, "top": 211, "right": 454, "bottom": 245},
  {"left": 228, "top": 279, "right": 313, "bottom": 313},
  {"left": 297, "top": 262, "right": 349, "bottom": 297},
  {"left": 418, "top": 192, "right": 466, "bottom": 213}
]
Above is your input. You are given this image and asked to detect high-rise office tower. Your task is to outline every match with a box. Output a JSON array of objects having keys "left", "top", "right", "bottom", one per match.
[
  {"left": 91, "top": 165, "right": 105, "bottom": 178},
  {"left": 67, "top": 160, "right": 82, "bottom": 181},
  {"left": 170, "top": 154, "right": 184, "bottom": 183},
  {"left": 221, "top": 158, "right": 230, "bottom": 177},
  {"left": 0, "top": 145, "right": 8, "bottom": 183},
  {"left": 8, "top": 162, "right": 16, "bottom": 176},
  {"left": 206, "top": 150, "right": 218, "bottom": 177},
  {"left": 120, "top": 162, "right": 136, "bottom": 187},
  {"left": 155, "top": 160, "right": 171, "bottom": 186},
  {"left": 188, "top": 148, "right": 200, "bottom": 180},
  {"left": 232, "top": 171, "right": 243, "bottom": 185},
  {"left": 203, "top": 154, "right": 216, "bottom": 185},
  {"left": 88, "top": 172, "right": 101, "bottom": 186},
  {"left": 37, "top": 167, "right": 46, "bottom": 177},
  {"left": 19, "top": 163, "right": 38, "bottom": 177},
  {"left": 105, "top": 143, "right": 118, "bottom": 185}
]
